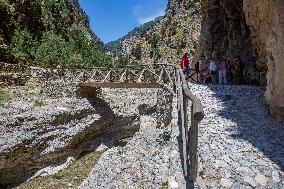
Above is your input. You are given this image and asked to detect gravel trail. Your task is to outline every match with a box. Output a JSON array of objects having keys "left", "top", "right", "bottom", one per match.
[{"left": 190, "top": 84, "right": 284, "bottom": 189}]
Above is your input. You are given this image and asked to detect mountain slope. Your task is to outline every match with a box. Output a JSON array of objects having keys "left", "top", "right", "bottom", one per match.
[
  {"left": 106, "top": 0, "right": 202, "bottom": 65},
  {"left": 0, "top": 0, "right": 111, "bottom": 68},
  {"left": 105, "top": 16, "right": 163, "bottom": 55}
]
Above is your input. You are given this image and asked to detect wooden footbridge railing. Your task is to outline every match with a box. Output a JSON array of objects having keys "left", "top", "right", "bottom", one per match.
[
  {"left": 32, "top": 64, "right": 175, "bottom": 88},
  {"left": 30, "top": 63, "right": 204, "bottom": 183}
]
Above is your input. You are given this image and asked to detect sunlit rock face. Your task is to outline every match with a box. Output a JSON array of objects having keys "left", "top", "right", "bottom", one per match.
[
  {"left": 109, "top": 0, "right": 202, "bottom": 65},
  {"left": 243, "top": 0, "right": 284, "bottom": 122}
]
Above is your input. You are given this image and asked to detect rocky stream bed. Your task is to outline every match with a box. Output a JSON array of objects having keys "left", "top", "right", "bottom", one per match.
[
  {"left": 1, "top": 81, "right": 284, "bottom": 189},
  {"left": 0, "top": 83, "right": 185, "bottom": 189}
]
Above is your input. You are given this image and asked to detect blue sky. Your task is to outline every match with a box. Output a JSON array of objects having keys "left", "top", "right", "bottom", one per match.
[{"left": 79, "top": 0, "right": 168, "bottom": 43}]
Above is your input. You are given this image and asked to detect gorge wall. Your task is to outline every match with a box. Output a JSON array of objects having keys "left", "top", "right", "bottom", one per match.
[
  {"left": 107, "top": 0, "right": 284, "bottom": 121},
  {"left": 197, "top": 0, "right": 265, "bottom": 85},
  {"left": 199, "top": 0, "right": 284, "bottom": 121},
  {"left": 243, "top": 0, "right": 284, "bottom": 121}
]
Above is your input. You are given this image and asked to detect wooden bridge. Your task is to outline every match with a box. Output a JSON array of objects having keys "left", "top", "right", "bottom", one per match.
[
  {"left": 33, "top": 64, "right": 198, "bottom": 88},
  {"left": 31, "top": 63, "right": 204, "bottom": 184}
]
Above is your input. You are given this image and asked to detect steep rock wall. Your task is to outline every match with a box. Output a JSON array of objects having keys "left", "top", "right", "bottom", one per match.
[
  {"left": 243, "top": 0, "right": 284, "bottom": 121},
  {"left": 198, "top": 0, "right": 265, "bottom": 85},
  {"left": 199, "top": 0, "right": 284, "bottom": 121}
]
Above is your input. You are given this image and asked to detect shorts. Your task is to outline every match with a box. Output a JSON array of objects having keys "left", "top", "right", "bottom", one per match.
[{"left": 183, "top": 67, "right": 190, "bottom": 75}]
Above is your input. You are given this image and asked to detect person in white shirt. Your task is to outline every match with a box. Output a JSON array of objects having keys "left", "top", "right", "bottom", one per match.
[
  {"left": 218, "top": 56, "right": 228, "bottom": 85},
  {"left": 209, "top": 59, "right": 218, "bottom": 84}
]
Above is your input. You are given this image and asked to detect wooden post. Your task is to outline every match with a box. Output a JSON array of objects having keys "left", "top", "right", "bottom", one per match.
[
  {"left": 125, "top": 67, "right": 129, "bottom": 82},
  {"left": 177, "top": 71, "right": 189, "bottom": 178},
  {"left": 110, "top": 69, "right": 113, "bottom": 82},
  {"left": 189, "top": 104, "right": 199, "bottom": 182},
  {"left": 45, "top": 68, "right": 49, "bottom": 85},
  {"left": 83, "top": 70, "right": 87, "bottom": 82},
  {"left": 62, "top": 68, "right": 65, "bottom": 81}
]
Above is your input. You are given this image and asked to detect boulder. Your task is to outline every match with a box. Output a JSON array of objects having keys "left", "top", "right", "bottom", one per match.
[{"left": 0, "top": 97, "right": 113, "bottom": 186}]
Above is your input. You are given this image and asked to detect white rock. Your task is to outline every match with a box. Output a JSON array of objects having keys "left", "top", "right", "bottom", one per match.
[
  {"left": 220, "top": 178, "right": 233, "bottom": 188},
  {"left": 244, "top": 176, "right": 257, "bottom": 187},
  {"left": 272, "top": 171, "right": 280, "bottom": 183},
  {"left": 196, "top": 177, "right": 207, "bottom": 189},
  {"left": 169, "top": 180, "right": 179, "bottom": 188},
  {"left": 28, "top": 157, "right": 74, "bottom": 180},
  {"left": 56, "top": 106, "right": 68, "bottom": 111},
  {"left": 254, "top": 173, "right": 267, "bottom": 187}
]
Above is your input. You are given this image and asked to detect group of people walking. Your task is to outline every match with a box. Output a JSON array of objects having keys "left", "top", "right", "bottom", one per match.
[{"left": 180, "top": 53, "right": 243, "bottom": 85}]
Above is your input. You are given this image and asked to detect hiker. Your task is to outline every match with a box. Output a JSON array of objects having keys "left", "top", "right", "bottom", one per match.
[
  {"left": 218, "top": 56, "right": 228, "bottom": 85},
  {"left": 198, "top": 55, "right": 207, "bottom": 83},
  {"left": 203, "top": 69, "right": 212, "bottom": 84},
  {"left": 180, "top": 53, "right": 190, "bottom": 79},
  {"left": 209, "top": 59, "right": 218, "bottom": 84},
  {"left": 195, "top": 60, "right": 200, "bottom": 82},
  {"left": 231, "top": 57, "right": 241, "bottom": 84}
]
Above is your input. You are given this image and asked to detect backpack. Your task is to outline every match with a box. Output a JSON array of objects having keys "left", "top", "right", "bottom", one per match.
[
  {"left": 180, "top": 62, "right": 184, "bottom": 69},
  {"left": 195, "top": 62, "right": 199, "bottom": 71}
]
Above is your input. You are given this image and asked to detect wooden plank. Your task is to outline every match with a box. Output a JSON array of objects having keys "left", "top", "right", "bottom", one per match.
[{"left": 79, "top": 82, "right": 161, "bottom": 88}]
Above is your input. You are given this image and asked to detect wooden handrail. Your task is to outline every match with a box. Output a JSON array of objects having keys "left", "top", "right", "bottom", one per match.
[
  {"left": 179, "top": 69, "right": 204, "bottom": 121},
  {"left": 177, "top": 68, "right": 204, "bottom": 183}
]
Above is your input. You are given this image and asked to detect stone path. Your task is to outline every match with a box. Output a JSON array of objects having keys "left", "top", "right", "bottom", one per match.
[{"left": 190, "top": 84, "right": 284, "bottom": 189}]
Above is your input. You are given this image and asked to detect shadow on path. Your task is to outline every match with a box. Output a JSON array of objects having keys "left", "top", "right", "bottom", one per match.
[{"left": 207, "top": 85, "right": 284, "bottom": 172}]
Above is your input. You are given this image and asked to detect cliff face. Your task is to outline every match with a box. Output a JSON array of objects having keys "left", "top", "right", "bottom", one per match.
[
  {"left": 243, "top": 0, "right": 284, "bottom": 121},
  {"left": 110, "top": 0, "right": 202, "bottom": 65},
  {"left": 199, "top": 0, "right": 284, "bottom": 121},
  {"left": 197, "top": 0, "right": 266, "bottom": 85}
]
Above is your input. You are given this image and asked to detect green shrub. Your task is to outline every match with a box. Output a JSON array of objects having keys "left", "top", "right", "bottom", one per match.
[
  {"left": 131, "top": 44, "right": 142, "bottom": 60},
  {"left": 1, "top": 1, "right": 112, "bottom": 69},
  {"left": 34, "top": 99, "right": 45, "bottom": 108},
  {"left": 115, "top": 56, "right": 130, "bottom": 68},
  {"left": 0, "top": 89, "right": 9, "bottom": 104},
  {"left": 33, "top": 30, "right": 112, "bottom": 69},
  {"left": 10, "top": 28, "right": 37, "bottom": 64},
  {"left": 147, "top": 34, "right": 159, "bottom": 48},
  {"left": 33, "top": 31, "right": 71, "bottom": 68}
]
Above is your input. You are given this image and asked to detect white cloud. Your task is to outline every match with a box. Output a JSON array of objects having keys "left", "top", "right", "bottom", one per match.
[
  {"left": 137, "top": 10, "right": 165, "bottom": 25},
  {"left": 132, "top": 5, "right": 142, "bottom": 16}
]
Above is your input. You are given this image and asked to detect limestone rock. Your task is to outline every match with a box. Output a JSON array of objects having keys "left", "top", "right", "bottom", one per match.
[
  {"left": 254, "top": 173, "right": 268, "bottom": 187},
  {"left": 220, "top": 178, "right": 233, "bottom": 188},
  {"left": 0, "top": 87, "right": 160, "bottom": 187},
  {"left": 242, "top": 0, "right": 284, "bottom": 122}
]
